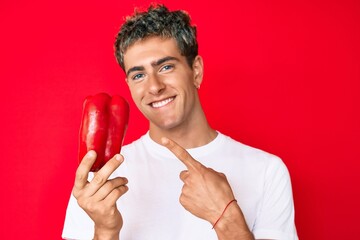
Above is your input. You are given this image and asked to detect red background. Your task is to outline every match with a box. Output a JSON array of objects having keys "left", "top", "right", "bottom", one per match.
[{"left": 1, "top": 0, "right": 359, "bottom": 239}]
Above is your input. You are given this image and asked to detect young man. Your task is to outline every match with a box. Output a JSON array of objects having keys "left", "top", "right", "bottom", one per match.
[{"left": 62, "top": 5, "right": 298, "bottom": 240}]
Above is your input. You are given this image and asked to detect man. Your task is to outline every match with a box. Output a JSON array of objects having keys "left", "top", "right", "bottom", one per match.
[{"left": 62, "top": 4, "right": 298, "bottom": 240}]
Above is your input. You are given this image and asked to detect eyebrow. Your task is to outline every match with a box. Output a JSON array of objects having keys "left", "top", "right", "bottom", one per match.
[
  {"left": 151, "top": 56, "right": 179, "bottom": 67},
  {"left": 126, "top": 56, "right": 179, "bottom": 77},
  {"left": 126, "top": 66, "right": 145, "bottom": 77}
]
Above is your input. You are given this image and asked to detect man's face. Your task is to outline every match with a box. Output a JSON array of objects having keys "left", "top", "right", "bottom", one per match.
[{"left": 123, "top": 36, "right": 203, "bottom": 131}]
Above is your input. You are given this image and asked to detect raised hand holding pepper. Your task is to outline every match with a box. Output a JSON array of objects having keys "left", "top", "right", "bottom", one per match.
[
  {"left": 74, "top": 93, "right": 130, "bottom": 239},
  {"left": 73, "top": 151, "right": 128, "bottom": 240}
]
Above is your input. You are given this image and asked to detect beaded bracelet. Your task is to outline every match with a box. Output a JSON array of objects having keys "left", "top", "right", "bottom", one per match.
[{"left": 212, "top": 199, "right": 237, "bottom": 229}]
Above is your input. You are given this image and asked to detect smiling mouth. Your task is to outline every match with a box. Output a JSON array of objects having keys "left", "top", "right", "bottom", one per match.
[{"left": 150, "top": 97, "right": 175, "bottom": 108}]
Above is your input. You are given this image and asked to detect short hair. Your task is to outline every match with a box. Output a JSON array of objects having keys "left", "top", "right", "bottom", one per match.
[{"left": 114, "top": 4, "right": 198, "bottom": 71}]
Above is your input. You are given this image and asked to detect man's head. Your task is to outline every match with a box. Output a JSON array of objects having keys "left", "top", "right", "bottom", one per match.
[{"left": 114, "top": 4, "right": 198, "bottom": 71}]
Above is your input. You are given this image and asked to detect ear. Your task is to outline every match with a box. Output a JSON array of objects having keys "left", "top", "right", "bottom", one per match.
[
  {"left": 124, "top": 77, "right": 130, "bottom": 85},
  {"left": 192, "top": 55, "right": 204, "bottom": 89}
]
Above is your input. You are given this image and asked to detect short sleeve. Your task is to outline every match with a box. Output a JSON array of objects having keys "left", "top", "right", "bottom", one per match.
[{"left": 252, "top": 157, "right": 298, "bottom": 240}]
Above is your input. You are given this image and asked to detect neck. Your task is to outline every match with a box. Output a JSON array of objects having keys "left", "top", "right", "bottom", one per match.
[{"left": 149, "top": 108, "right": 217, "bottom": 149}]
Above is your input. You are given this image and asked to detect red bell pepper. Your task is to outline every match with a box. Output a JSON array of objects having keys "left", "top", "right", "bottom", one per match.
[{"left": 78, "top": 93, "right": 129, "bottom": 172}]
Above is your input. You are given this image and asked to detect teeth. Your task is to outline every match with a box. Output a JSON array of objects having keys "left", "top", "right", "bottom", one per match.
[{"left": 151, "top": 97, "right": 174, "bottom": 108}]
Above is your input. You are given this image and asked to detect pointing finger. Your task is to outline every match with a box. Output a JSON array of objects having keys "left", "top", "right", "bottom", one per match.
[{"left": 161, "top": 137, "right": 202, "bottom": 170}]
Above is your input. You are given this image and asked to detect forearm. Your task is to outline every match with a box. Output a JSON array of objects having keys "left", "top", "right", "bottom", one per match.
[
  {"left": 214, "top": 203, "right": 254, "bottom": 240},
  {"left": 93, "top": 227, "right": 120, "bottom": 240}
]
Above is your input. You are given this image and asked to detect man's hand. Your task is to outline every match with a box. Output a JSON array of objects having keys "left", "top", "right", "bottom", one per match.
[
  {"left": 72, "top": 150, "right": 128, "bottom": 240},
  {"left": 161, "top": 137, "right": 254, "bottom": 240}
]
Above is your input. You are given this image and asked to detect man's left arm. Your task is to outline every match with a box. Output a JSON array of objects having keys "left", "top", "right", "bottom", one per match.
[{"left": 161, "top": 137, "right": 254, "bottom": 240}]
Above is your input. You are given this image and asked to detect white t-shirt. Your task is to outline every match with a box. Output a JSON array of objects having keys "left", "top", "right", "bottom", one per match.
[{"left": 62, "top": 132, "right": 298, "bottom": 240}]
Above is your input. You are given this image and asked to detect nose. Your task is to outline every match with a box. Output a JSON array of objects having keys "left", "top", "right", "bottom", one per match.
[{"left": 147, "top": 73, "right": 165, "bottom": 95}]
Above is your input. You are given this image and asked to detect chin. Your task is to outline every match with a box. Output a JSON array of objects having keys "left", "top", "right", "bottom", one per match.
[{"left": 153, "top": 119, "right": 181, "bottom": 131}]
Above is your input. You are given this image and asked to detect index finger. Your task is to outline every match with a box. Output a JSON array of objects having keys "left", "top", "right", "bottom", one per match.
[{"left": 161, "top": 137, "right": 202, "bottom": 170}]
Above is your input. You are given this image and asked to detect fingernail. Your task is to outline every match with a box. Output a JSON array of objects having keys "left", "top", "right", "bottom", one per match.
[
  {"left": 87, "top": 150, "right": 96, "bottom": 157},
  {"left": 115, "top": 154, "right": 122, "bottom": 162}
]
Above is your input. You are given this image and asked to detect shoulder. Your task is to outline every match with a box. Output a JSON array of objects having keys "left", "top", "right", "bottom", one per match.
[
  {"left": 220, "top": 132, "right": 280, "bottom": 160},
  {"left": 218, "top": 132, "right": 287, "bottom": 172}
]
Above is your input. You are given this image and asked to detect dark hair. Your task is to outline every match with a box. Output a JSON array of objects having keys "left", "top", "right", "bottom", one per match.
[{"left": 114, "top": 4, "right": 198, "bottom": 70}]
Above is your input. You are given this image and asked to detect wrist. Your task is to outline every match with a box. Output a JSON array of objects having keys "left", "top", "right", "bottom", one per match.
[
  {"left": 94, "top": 226, "right": 120, "bottom": 240},
  {"left": 213, "top": 202, "right": 254, "bottom": 240}
]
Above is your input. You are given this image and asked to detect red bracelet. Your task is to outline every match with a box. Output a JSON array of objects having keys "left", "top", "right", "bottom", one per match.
[{"left": 212, "top": 199, "right": 237, "bottom": 229}]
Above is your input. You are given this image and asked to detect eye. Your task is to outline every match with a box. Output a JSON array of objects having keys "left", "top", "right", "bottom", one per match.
[
  {"left": 132, "top": 73, "right": 145, "bottom": 81},
  {"left": 160, "top": 64, "right": 174, "bottom": 72}
]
